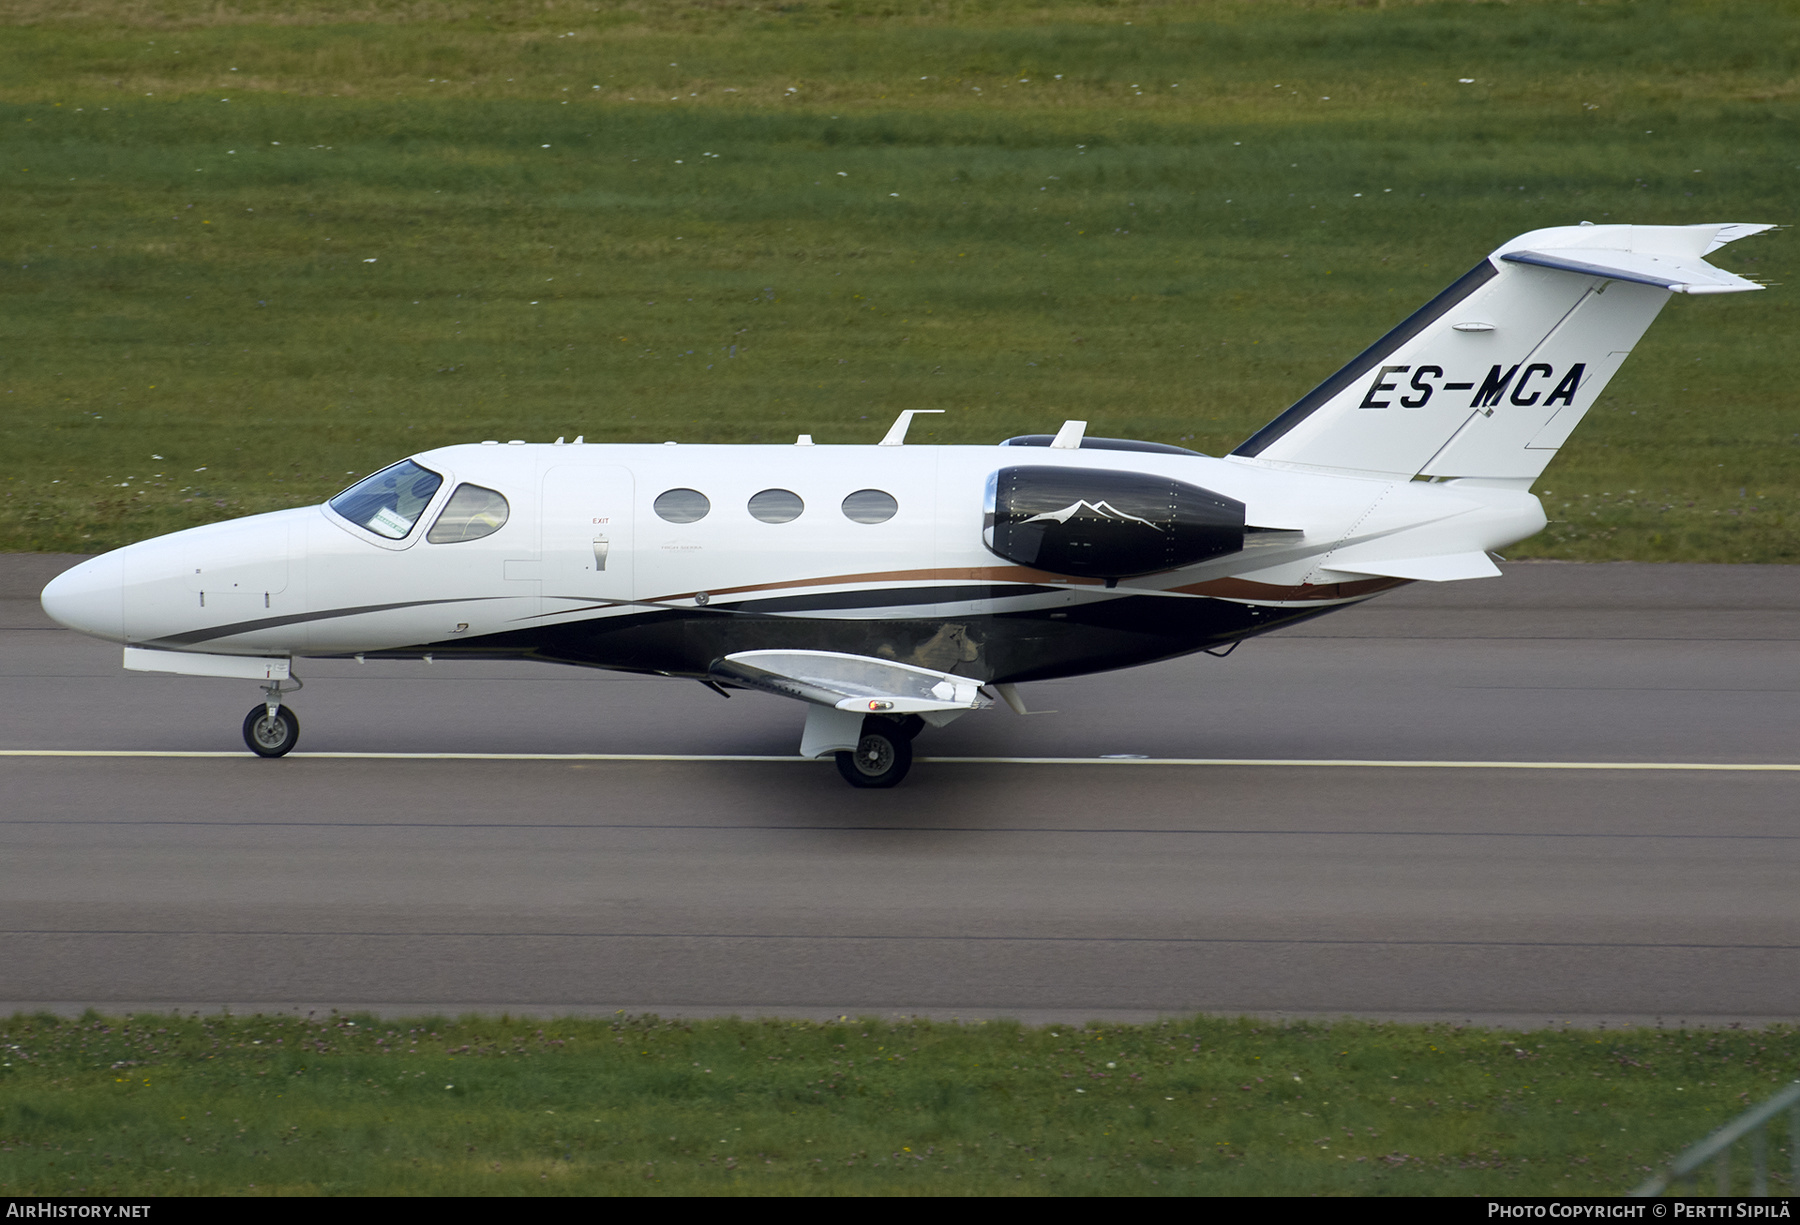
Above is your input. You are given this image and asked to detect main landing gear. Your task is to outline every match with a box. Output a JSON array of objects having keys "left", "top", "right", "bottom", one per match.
[
  {"left": 834, "top": 714, "right": 924, "bottom": 789},
  {"left": 242, "top": 676, "right": 304, "bottom": 758}
]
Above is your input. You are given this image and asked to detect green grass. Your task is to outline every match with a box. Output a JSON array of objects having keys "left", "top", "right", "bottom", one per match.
[
  {"left": 2, "top": 1010, "right": 1795, "bottom": 1196},
  {"left": 1, "top": 0, "right": 1797, "bottom": 559}
]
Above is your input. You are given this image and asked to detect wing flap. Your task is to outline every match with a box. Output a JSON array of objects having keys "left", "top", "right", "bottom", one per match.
[{"left": 712, "top": 649, "right": 992, "bottom": 714}]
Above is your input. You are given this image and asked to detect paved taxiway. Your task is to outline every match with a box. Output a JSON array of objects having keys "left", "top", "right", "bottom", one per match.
[{"left": 2, "top": 555, "right": 1796, "bottom": 1025}]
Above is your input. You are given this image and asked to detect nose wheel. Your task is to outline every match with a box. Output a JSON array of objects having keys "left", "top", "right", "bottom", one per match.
[
  {"left": 834, "top": 717, "right": 915, "bottom": 788},
  {"left": 243, "top": 675, "right": 304, "bottom": 758},
  {"left": 243, "top": 704, "right": 300, "bottom": 757}
]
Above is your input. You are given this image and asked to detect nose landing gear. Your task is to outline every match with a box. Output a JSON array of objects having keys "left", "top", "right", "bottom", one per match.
[{"left": 243, "top": 675, "right": 303, "bottom": 757}]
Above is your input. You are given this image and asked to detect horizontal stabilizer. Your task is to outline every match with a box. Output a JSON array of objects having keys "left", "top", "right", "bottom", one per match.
[
  {"left": 1500, "top": 248, "right": 1763, "bottom": 295},
  {"left": 1316, "top": 552, "right": 1501, "bottom": 583},
  {"left": 713, "top": 649, "right": 992, "bottom": 714}
]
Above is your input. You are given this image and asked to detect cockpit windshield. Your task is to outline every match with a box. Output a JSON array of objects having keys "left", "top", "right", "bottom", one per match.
[{"left": 328, "top": 460, "right": 444, "bottom": 540}]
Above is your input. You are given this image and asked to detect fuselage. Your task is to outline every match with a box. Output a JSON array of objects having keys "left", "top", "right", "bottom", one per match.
[{"left": 42, "top": 438, "right": 1544, "bottom": 685}]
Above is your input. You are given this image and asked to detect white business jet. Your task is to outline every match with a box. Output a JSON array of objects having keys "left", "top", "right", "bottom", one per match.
[{"left": 41, "top": 222, "right": 1771, "bottom": 786}]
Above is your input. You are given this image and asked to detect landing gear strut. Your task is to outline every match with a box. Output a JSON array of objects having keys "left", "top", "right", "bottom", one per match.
[
  {"left": 834, "top": 715, "right": 916, "bottom": 788},
  {"left": 243, "top": 675, "right": 303, "bottom": 757},
  {"left": 885, "top": 713, "right": 926, "bottom": 741}
]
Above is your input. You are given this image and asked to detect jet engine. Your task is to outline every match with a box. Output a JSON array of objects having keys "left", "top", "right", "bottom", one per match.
[{"left": 983, "top": 465, "right": 1246, "bottom": 579}]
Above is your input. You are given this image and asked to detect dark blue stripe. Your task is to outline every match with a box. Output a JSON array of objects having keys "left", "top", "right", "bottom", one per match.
[
  {"left": 151, "top": 598, "right": 491, "bottom": 647},
  {"left": 725, "top": 584, "right": 1063, "bottom": 614}
]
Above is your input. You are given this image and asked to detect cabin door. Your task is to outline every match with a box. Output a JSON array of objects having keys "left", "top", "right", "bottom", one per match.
[{"left": 541, "top": 463, "right": 635, "bottom": 608}]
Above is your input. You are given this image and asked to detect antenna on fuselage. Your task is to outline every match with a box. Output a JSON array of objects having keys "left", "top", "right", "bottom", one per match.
[{"left": 878, "top": 409, "right": 945, "bottom": 446}]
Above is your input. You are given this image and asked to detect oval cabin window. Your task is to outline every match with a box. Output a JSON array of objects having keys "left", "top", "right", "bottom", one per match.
[
  {"left": 841, "top": 489, "right": 898, "bottom": 524},
  {"left": 654, "top": 488, "right": 711, "bottom": 524},
  {"left": 748, "top": 489, "right": 804, "bottom": 523}
]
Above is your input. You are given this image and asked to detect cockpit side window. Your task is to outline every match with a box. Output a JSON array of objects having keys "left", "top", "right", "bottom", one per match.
[
  {"left": 328, "top": 460, "right": 444, "bottom": 540},
  {"left": 427, "top": 483, "right": 511, "bottom": 544}
]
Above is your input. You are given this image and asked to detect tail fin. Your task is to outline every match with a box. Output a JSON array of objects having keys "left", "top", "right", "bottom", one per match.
[{"left": 1231, "top": 223, "right": 1772, "bottom": 481}]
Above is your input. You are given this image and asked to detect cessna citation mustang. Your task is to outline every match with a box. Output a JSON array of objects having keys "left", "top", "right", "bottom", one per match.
[{"left": 41, "top": 222, "right": 1773, "bottom": 787}]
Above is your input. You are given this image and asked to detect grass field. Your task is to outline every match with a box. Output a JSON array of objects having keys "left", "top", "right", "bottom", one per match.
[
  {"left": 1, "top": 0, "right": 1796, "bottom": 560},
  {"left": 1, "top": 1010, "right": 1795, "bottom": 1196}
]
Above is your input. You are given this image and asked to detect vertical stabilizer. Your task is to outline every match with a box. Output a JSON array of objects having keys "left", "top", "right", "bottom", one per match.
[{"left": 1231, "top": 223, "right": 1770, "bottom": 481}]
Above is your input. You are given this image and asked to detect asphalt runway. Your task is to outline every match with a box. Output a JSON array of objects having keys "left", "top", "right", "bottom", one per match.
[{"left": 3, "top": 554, "right": 1797, "bottom": 1026}]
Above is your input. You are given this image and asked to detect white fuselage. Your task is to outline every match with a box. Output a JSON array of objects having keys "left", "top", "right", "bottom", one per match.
[{"left": 43, "top": 439, "right": 1545, "bottom": 675}]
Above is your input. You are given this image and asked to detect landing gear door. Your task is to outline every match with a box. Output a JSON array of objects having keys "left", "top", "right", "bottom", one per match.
[{"left": 541, "top": 464, "right": 635, "bottom": 610}]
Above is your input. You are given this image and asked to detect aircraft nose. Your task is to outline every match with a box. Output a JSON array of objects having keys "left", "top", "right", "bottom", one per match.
[{"left": 40, "top": 552, "right": 125, "bottom": 641}]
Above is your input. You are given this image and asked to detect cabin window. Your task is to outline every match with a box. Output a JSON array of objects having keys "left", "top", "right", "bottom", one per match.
[
  {"left": 427, "top": 483, "right": 510, "bottom": 544},
  {"left": 748, "top": 488, "right": 804, "bottom": 524},
  {"left": 654, "top": 488, "right": 711, "bottom": 524},
  {"left": 329, "top": 460, "right": 444, "bottom": 540},
  {"left": 841, "top": 489, "right": 899, "bottom": 524}
]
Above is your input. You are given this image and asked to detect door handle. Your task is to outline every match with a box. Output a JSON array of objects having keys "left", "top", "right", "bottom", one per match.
[{"left": 592, "top": 536, "right": 609, "bottom": 572}]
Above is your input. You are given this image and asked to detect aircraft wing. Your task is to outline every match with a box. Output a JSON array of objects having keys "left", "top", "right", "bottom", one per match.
[{"left": 711, "top": 649, "right": 993, "bottom": 715}]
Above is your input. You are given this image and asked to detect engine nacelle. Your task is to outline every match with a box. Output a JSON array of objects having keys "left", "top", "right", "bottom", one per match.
[{"left": 983, "top": 465, "right": 1246, "bottom": 579}]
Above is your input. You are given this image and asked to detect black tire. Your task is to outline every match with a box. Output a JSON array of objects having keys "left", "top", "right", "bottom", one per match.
[
  {"left": 834, "top": 723, "right": 913, "bottom": 788},
  {"left": 242, "top": 704, "right": 300, "bottom": 758}
]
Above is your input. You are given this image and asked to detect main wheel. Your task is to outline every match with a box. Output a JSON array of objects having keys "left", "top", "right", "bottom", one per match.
[
  {"left": 242, "top": 704, "right": 300, "bottom": 757},
  {"left": 834, "top": 723, "right": 913, "bottom": 789}
]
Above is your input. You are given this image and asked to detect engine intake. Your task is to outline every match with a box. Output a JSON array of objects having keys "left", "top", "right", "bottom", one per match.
[{"left": 983, "top": 465, "right": 1246, "bottom": 579}]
